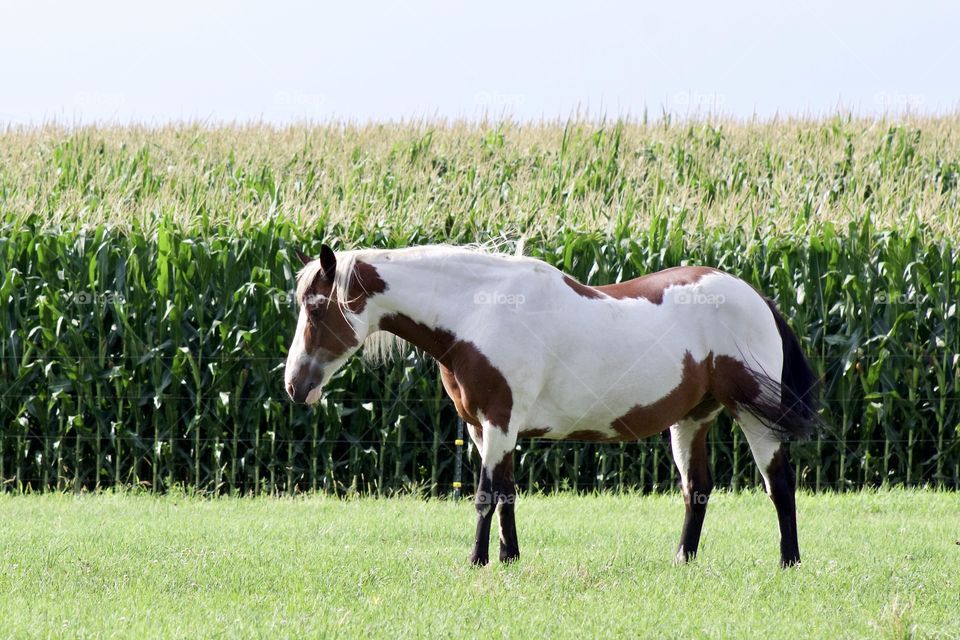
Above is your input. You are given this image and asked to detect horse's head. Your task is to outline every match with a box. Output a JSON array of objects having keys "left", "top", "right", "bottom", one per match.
[{"left": 284, "top": 245, "right": 375, "bottom": 404}]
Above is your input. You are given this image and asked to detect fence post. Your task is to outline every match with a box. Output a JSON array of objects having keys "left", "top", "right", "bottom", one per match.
[{"left": 453, "top": 418, "right": 464, "bottom": 499}]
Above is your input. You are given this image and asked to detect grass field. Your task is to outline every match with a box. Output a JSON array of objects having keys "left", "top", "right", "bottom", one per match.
[{"left": 1, "top": 490, "right": 957, "bottom": 638}]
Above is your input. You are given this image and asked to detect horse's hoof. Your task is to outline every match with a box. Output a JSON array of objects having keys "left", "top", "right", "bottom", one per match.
[
  {"left": 780, "top": 556, "right": 801, "bottom": 568},
  {"left": 499, "top": 551, "right": 520, "bottom": 564},
  {"left": 674, "top": 548, "right": 696, "bottom": 565},
  {"left": 469, "top": 553, "right": 489, "bottom": 567}
]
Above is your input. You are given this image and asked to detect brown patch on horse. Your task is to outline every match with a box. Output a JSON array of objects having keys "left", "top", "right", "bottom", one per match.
[
  {"left": 686, "top": 393, "right": 722, "bottom": 421},
  {"left": 562, "top": 275, "right": 604, "bottom": 299},
  {"left": 380, "top": 313, "right": 513, "bottom": 432},
  {"left": 343, "top": 261, "right": 388, "bottom": 313},
  {"left": 605, "top": 350, "right": 763, "bottom": 441},
  {"left": 298, "top": 260, "right": 388, "bottom": 359},
  {"left": 564, "top": 429, "right": 616, "bottom": 441},
  {"left": 301, "top": 305, "right": 360, "bottom": 359},
  {"left": 685, "top": 422, "right": 713, "bottom": 497},
  {"left": 610, "top": 351, "right": 711, "bottom": 439},
  {"left": 439, "top": 365, "right": 476, "bottom": 427},
  {"left": 299, "top": 259, "right": 387, "bottom": 312},
  {"left": 518, "top": 427, "right": 551, "bottom": 438},
  {"left": 565, "top": 266, "right": 719, "bottom": 305},
  {"left": 299, "top": 283, "right": 359, "bottom": 360},
  {"left": 710, "top": 354, "right": 762, "bottom": 417}
]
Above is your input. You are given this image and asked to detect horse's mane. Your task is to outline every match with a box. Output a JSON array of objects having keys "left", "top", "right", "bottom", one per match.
[{"left": 295, "top": 239, "right": 527, "bottom": 365}]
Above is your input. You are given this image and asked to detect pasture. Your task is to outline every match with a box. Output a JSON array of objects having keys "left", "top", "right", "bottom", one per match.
[{"left": 0, "top": 490, "right": 957, "bottom": 638}]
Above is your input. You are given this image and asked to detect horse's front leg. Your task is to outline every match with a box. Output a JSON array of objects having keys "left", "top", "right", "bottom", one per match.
[{"left": 470, "top": 423, "right": 518, "bottom": 566}]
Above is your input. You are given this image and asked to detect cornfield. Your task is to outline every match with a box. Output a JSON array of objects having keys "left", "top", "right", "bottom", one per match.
[{"left": 1, "top": 117, "right": 958, "bottom": 494}]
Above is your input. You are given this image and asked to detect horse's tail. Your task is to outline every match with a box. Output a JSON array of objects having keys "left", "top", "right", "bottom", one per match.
[{"left": 735, "top": 299, "right": 821, "bottom": 440}]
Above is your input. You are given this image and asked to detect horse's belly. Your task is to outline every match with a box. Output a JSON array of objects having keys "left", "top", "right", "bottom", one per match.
[{"left": 522, "top": 364, "right": 687, "bottom": 441}]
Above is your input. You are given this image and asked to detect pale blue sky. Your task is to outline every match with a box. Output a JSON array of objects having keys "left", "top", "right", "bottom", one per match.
[{"left": 2, "top": 0, "right": 957, "bottom": 125}]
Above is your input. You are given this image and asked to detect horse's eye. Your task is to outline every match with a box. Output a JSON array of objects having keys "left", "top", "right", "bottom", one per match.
[{"left": 304, "top": 294, "right": 329, "bottom": 322}]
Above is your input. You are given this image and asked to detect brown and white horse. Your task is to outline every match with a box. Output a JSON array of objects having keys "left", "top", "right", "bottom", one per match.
[{"left": 284, "top": 244, "right": 819, "bottom": 567}]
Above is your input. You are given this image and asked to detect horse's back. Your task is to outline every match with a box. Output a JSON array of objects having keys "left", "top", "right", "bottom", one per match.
[{"left": 593, "top": 265, "right": 721, "bottom": 304}]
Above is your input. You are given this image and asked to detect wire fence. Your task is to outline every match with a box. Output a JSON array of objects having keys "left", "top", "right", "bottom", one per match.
[
  {"left": 1, "top": 220, "right": 959, "bottom": 495},
  {"left": 1, "top": 402, "right": 957, "bottom": 496}
]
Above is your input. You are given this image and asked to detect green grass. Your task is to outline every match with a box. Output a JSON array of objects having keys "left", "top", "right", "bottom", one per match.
[{"left": 1, "top": 490, "right": 957, "bottom": 638}]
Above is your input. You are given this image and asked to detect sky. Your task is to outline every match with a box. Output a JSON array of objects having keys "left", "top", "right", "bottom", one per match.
[{"left": 1, "top": 0, "right": 957, "bottom": 125}]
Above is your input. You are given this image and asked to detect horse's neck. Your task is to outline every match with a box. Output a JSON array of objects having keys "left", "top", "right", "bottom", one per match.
[{"left": 367, "top": 252, "right": 517, "bottom": 344}]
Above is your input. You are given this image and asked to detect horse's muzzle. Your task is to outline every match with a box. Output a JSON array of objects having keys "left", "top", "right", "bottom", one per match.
[{"left": 285, "top": 378, "right": 318, "bottom": 404}]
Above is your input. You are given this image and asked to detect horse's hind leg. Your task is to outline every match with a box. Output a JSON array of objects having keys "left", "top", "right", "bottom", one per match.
[
  {"left": 670, "top": 417, "right": 716, "bottom": 563},
  {"left": 738, "top": 413, "right": 800, "bottom": 567}
]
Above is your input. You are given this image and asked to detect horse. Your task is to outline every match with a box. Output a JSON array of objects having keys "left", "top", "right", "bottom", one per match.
[{"left": 284, "top": 244, "right": 820, "bottom": 567}]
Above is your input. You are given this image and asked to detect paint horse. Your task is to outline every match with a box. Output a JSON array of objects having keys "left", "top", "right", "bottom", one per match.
[{"left": 284, "top": 245, "right": 819, "bottom": 567}]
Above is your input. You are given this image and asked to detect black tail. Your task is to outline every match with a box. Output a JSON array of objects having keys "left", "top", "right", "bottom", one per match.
[{"left": 737, "top": 299, "right": 821, "bottom": 440}]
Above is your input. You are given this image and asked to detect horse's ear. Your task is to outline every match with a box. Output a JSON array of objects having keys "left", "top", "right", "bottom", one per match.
[
  {"left": 319, "top": 244, "right": 337, "bottom": 281},
  {"left": 295, "top": 248, "right": 313, "bottom": 267}
]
